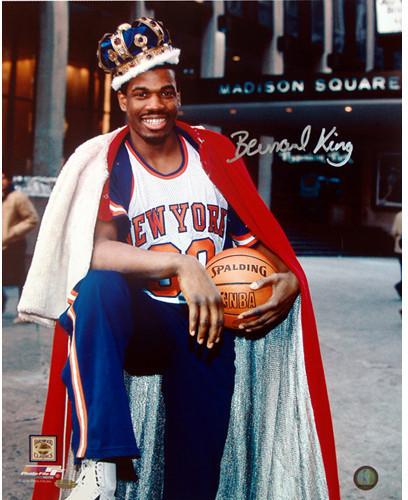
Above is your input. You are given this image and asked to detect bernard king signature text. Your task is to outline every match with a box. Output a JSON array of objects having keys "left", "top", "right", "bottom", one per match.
[{"left": 227, "top": 125, "right": 353, "bottom": 167}]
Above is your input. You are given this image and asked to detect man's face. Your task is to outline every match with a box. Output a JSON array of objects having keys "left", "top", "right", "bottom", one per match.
[
  {"left": 2, "top": 173, "right": 10, "bottom": 193},
  {"left": 117, "top": 68, "right": 180, "bottom": 145}
]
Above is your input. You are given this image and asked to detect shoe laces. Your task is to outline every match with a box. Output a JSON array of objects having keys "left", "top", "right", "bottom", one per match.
[{"left": 77, "top": 459, "right": 101, "bottom": 487}]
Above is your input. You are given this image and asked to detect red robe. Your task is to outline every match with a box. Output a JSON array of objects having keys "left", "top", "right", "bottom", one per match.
[{"left": 33, "top": 122, "right": 340, "bottom": 500}]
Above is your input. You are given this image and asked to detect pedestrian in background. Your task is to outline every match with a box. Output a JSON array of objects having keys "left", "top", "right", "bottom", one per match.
[
  {"left": 2, "top": 172, "right": 39, "bottom": 318},
  {"left": 391, "top": 210, "right": 402, "bottom": 298}
]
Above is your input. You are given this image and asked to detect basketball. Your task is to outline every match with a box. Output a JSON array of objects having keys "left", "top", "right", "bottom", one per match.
[{"left": 206, "top": 247, "right": 277, "bottom": 330}]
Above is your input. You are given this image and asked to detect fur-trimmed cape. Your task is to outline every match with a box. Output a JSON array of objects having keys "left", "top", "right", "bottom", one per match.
[{"left": 21, "top": 122, "right": 340, "bottom": 500}]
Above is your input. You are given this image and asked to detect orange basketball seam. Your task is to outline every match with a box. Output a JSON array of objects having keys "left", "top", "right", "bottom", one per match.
[{"left": 217, "top": 282, "right": 254, "bottom": 286}]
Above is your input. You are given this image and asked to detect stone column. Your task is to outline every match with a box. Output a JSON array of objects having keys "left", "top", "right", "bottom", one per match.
[
  {"left": 131, "top": 1, "right": 154, "bottom": 19},
  {"left": 200, "top": 0, "right": 226, "bottom": 78},
  {"left": 33, "top": 2, "right": 69, "bottom": 176},
  {"left": 262, "top": 1, "right": 284, "bottom": 75},
  {"left": 257, "top": 136, "right": 274, "bottom": 206},
  {"left": 365, "top": 0, "right": 375, "bottom": 71},
  {"left": 320, "top": 0, "right": 334, "bottom": 72}
]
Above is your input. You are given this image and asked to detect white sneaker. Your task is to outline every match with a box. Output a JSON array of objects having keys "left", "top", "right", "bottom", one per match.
[{"left": 66, "top": 459, "right": 116, "bottom": 500}]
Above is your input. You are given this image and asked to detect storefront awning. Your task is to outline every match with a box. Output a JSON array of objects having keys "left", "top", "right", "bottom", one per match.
[{"left": 180, "top": 99, "right": 401, "bottom": 136}]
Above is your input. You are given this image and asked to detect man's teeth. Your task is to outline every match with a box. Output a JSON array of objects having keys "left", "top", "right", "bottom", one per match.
[{"left": 143, "top": 118, "right": 166, "bottom": 125}]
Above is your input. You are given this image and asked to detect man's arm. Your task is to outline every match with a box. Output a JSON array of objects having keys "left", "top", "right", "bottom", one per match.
[
  {"left": 237, "top": 242, "right": 300, "bottom": 333},
  {"left": 92, "top": 219, "right": 224, "bottom": 348},
  {"left": 391, "top": 212, "right": 401, "bottom": 238}
]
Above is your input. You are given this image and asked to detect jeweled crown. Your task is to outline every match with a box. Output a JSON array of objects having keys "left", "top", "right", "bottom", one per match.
[{"left": 97, "top": 17, "right": 180, "bottom": 91}]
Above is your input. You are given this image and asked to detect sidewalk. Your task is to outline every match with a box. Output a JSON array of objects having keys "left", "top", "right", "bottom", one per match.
[
  {"left": 300, "top": 257, "right": 401, "bottom": 500},
  {"left": 2, "top": 257, "right": 402, "bottom": 499},
  {"left": 2, "top": 288, "right": 53, "bottom": 500}
]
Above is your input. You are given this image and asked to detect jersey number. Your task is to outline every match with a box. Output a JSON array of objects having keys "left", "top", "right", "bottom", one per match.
[{"left": 146, "top": 238, "right": 216, "bottom": 298}]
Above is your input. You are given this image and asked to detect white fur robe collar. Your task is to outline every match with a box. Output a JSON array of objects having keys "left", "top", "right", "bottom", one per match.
[{"left": 18, "top": 128, "right": 125, "bottom": 327}]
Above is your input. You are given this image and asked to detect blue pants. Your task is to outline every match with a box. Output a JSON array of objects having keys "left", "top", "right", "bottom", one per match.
[{"left": 60, "top": 270, "right": 236, "bottom": 500}]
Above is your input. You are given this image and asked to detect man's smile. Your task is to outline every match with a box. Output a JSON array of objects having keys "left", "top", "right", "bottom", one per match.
[{"left": 141, "top": 116, "right": 168, "bottom": 131}]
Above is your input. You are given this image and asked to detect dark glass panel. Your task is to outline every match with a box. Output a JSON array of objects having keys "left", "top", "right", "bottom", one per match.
[
  {"left": 10, "top": 99, "right": 34, "bottom": 174},
  {"left": 282, "top": 0, "right": 323, "bottom": 73},
  {"left": 15, "top": 58, "right": 35, "bottom": 99},
  {"left": 330, "top": 0, "right": 366, "bottom": 70}
]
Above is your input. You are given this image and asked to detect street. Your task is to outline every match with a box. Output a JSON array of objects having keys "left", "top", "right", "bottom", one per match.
[{"left": 2, "top": 257, "right": 402, "bottom": 500}]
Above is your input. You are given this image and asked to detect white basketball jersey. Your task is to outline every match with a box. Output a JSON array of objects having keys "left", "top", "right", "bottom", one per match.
[
  {"left": 102, "top": 133, "right": 257, "bottom": 303},
  {"left": 126, "top": 136, "right": 228, "bottom": 253}
]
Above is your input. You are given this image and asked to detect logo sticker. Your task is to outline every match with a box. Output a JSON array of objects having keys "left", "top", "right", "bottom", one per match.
[
  {"left": 21, "top": 464, "right": 62, "bottom": 481},
  {"left": 29, "top": 435, "right": 57, "bottom": 462}
]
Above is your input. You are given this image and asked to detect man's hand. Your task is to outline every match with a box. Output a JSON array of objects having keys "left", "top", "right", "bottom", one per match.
[
  {"left": 237, "top": 270, "right": 299, "bottom": 334},
  {"left": 177, "top": 255, "right": 224, "bottom": 349},
  {"left": 92, "top": 221, "right": 223, "bottom": 348}
]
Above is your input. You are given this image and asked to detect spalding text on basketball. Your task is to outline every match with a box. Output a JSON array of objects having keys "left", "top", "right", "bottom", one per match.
[{"left": 210, "top": 264, "right": 268, "bottom": 278}]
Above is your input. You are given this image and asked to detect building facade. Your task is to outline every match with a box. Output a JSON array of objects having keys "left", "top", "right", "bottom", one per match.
[{"left": 3, "top": 0, "right": 402, "bottom": 254}]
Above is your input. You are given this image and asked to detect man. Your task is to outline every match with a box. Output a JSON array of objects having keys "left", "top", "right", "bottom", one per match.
[
  {"left": 391, "top": 210, "right": 402, "bottom": 298},
  {"left": 2, "top": 172, "right": 38, "bottom": 317},
  {"left": 19, "top": 18, "right": 339, "bottom": 500}
]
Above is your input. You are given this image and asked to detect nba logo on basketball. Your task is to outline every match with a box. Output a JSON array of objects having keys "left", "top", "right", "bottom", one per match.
[{"left": 220, "top": 290, "right": 257, "bottom": 309}]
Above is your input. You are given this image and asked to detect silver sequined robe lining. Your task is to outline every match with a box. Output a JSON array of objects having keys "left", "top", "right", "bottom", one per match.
[{"left": 63, "top": 297, "right": 328, "bottom": 500}]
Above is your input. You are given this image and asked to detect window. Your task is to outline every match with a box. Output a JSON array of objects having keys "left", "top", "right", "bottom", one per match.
[
  {"left": 330, "top": 0, "right": 366, "bottom": 70},
  {"left": 3, "top": 2, "right": 39, "bottom": 174},
  {"left": 282, "top": 0, "right": 323, "bottom": 73},
  {"left": 223, "top": 1, "right": 272, "bottom": 77}
]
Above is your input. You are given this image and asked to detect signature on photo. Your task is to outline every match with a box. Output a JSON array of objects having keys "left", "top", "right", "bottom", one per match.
[{"left": 227, "top": 125, "right": 353, "bottom": 167}]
